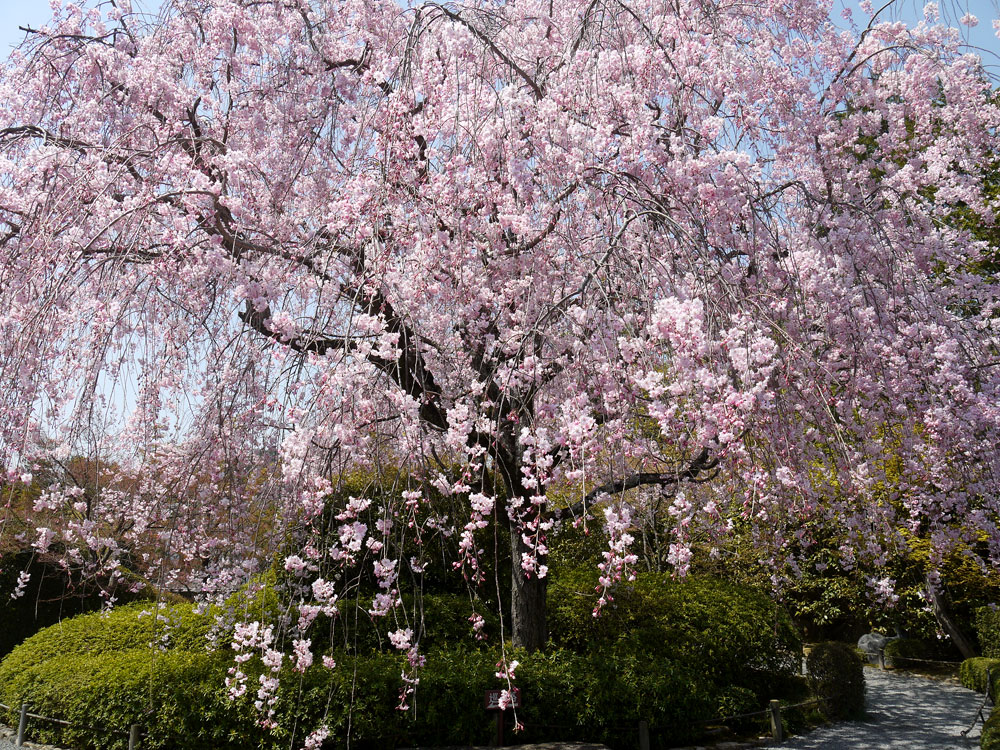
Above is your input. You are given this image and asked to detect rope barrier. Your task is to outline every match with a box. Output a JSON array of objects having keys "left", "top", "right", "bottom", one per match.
[
  {"left": 530, "top": 694, "right": 826, "bottom": 737},
  {"left": 962, "top": 665, "right": 993, "bottom": 737},
  {"left": 1, "top": 702, "right": 137, "bottom": 746},
  {"left": 880, "top": 655, "right": 962, "bottom": 666},
  {"left": 24, "top": 711, "right": 131, "bottom": 738}
]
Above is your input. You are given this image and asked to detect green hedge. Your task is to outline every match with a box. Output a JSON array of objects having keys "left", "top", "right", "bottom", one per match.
[
  {"left": 978, "top": 607, "right": 1000, "bottom": 658},
  {"left": 0, "top": 645, "right": 724, "bottom": 750},
  {"left": 984, "top": 709, "right": 1000, "bottom": 750},
  {"left": 807, "top": 642, "right": 865, "bottom": 720},
  {"left": 0, "top": 649, "right": 242, "bottom": 750},
  {"left": 959, "top": 657, "right": 1000, "bottom": 695},
  {"left": 0, "top": 575, "right": 805, "bottom": 749},
  {"left": 0, "top": 602, "right": 209, "bottom": 683},
  {"left": 549, "top": 572, "right": 801, "bottom": 701}
]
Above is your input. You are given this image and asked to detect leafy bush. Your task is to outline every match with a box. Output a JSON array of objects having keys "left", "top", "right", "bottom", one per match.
[
  {"left": 0, "top": 649, "right": 239, "bottom": 750},
  {"left": 978, "top": 607, "right": 1000, "bottom": 658},
  {"left": 984, "top": 709, "right": 1000, "bottom": 750},
  {"left": 883, "top": 638, "right": 933, "bottom": 668},
  {"left": 549, "top": 572, "right": 802, "bottom": 700},
  {"left": 0, "top": 602, "right": 209, "bottom": 686},
  {"left": 0, "top": 573, "right": 804, "bottom": 749},
  {"left": 806, "top": 642, "right": 865, "bottom": 720},
  {"left": 959, "top": 657, "right": 1000, "bottom": 695}
]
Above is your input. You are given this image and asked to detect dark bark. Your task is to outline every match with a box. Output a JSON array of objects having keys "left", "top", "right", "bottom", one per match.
[
  {"left": 510, "top": 514, "right": 548, "bottom": 652},
  {"left": 926, "top": 573, "right": 978, "bottom": 660}
]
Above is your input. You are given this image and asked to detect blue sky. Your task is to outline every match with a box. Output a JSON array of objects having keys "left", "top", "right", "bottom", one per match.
[
  {"left": 0, "top": 0, "right": 53, "bottom": 53},
  {"left": 0, "top": 0, "right": 162, "bottom": 54}
]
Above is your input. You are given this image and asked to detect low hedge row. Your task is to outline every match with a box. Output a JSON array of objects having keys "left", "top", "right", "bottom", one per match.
[
  {"left": 0, "top": 576, "right": 806, "bottom": 749},
  {"left": 984, "top": 710, "right": 1000, "bottom": 750},
  {"left": 0, "top": 645, "right": 737, "bottom": 749},
  {"left": 959, "top": 657, "right": 1000, "bottom": 696},
  {"left": 548, "top": 571, "right": 802, "bottom": 700},
  {"left": 0, "top": 602, "right": 209, "bottom": 680},
  {"left": 969, "top": 606, "right": 1000, "bottom": 750},
  {"left": 959, "top": 657, "right": 1000, "bottom": 750},
  {"left": 978, "top": 608, "right": 1000, "bottom": 659}
]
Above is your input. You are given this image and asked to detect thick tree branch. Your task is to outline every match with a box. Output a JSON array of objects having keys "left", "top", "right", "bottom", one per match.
[
  {"left": 553, "top": 447, "right": 719, "bottom": 520},
  {"left": 238, "top": 303, "right": 356, "bottom": 356}
]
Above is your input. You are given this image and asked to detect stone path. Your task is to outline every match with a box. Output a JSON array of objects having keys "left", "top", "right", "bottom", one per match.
[
  {"left": 0, "top": 724, "right": 62, "bottom": 750},
  {"left": 762, "top": 667, "right": 988, "bottom": 750}
]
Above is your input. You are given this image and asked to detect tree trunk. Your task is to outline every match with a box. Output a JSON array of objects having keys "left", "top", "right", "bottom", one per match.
[
  {"left": 510, "top": 519, "right": 548, "bottom": 651},
  {"left": 926, "top": 573, "right": 978, "bottom": 660}
]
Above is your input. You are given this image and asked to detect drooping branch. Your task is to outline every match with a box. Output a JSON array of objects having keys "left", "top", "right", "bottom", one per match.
[{"left": 428, "top": 4, "right": 544, "bottom": 101}]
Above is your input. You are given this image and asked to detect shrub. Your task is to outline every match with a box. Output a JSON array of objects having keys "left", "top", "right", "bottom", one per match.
[
  {"left": 959, "top": 657, "right": 1000, "bottom": 696},
  {"left": 0, "top": 649, "right": 238, "bottom": 750},
  {"left": 341, "top": 592, "right": 502, "bottom": 653},
  {"left": 0, "top": 573, "right": 804, "bottom": 749},
  {"left": 0, "top": 602, "right": 209, "bottom": 686},
  {"left": 883, "top": 638, "right": 933, "bottom": 668},
  {"left": 408, "top": 646, "right": 714, "bottom": 748},
  {"left": 978, "top": 607, "right": 1000, "bottom": 659},
  {"left": 984, "top": 708, "right": 1000, "bottom": 750},
  {"left": 549, "top": 572, "right": 802, "bottom": 701},
  {"left": 806, "top": 641, "right": 865, "bottom": 720}
]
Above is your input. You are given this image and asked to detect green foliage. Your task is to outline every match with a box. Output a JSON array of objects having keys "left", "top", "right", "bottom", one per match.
[
  {"left": 985, "top": 708, "right": 1000, "bottom": 750},
  {"left": 269, "top": 653, "right": 406, "bottom": 750},
  {"left": 977, "top": 607, "right": 1000, "bottom": 658},
  {"left": 0, "top": 649, "right": 237, "bottom": 750},
  {"left": 0, "top": 571, "right": 806, "bottom": 749},
  {"left": 806, "top": 642, "right": 865, "bottom": 720},
  {"left": 0, "top": 602, "right": 209, "bottom": 683},
  {"left": 549, "top": 571, "right": 802, "bottom": 699},
  {"left": 883, "top": 638, "right": 933, "bottom": 667},
  {"left": 342, "top": 593, "right": 502, "bottom": 654},
  {"left": 959, "top": 657, "right": 1000, "bottom": 696}
]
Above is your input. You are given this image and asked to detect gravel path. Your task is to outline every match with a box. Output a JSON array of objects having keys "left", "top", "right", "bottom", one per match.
[{"left": 763, "top": 667, "right": 988, "bottom": 750}]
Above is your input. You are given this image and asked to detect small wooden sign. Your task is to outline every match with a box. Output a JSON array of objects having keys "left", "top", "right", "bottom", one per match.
[{"left": 484, "top": 687, "right": 521, "bottom": 710}]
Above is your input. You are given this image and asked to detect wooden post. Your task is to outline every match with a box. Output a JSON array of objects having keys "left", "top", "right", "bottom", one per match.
[
  {"left": 129, "top": 724, "right": 141, "bottom": 750},
  {"left": 638, "top": 720, "right": 650, "bottom": 750},
  {"left": 769, "top": 700, "right": 783, "bottom": 742},
  {"left": 495, "top": 711, "right": 504, "bottom": 748},
  {"left": 879, "top": 648, "right": 886, "bottom": 670},
  {"left": 16, "top": 703, "right": 28, "bottom": 747}
]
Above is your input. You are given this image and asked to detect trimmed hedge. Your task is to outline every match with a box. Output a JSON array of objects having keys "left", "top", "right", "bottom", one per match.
[
  {"left": 0, "top": 649, "right": 241, "bottom": 750},
  {"left": 0, "top": 602, "right": 209, "bottom": 683},
  {"left": 959, "top": 657, "right": 1000, "bottom": 696},
  {"left": 978, "top": 607, "right": 1000, "bottom": 659},
  {"left": 984, "top": 709, "right": 1000, "bottom": 750},
  {"left": 807, "top": 642, "right": 865, "bottom": 720},
  {"left": 0, "top": 575, "right": 805, "bottom": 749},
  {"left": 549, "top": 572, "right": 802, "bottom": 701}
]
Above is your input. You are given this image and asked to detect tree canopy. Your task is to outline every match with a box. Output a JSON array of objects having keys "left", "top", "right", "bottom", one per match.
[{"left": 1, "top": 0, "right": 999, "bottom": 689}]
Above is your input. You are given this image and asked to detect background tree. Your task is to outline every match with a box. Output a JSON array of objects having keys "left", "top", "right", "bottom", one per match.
[{"left": 1, "top": 0, "right": 999, "bottom": 662}]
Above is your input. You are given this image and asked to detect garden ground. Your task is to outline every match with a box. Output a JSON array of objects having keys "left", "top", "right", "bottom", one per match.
[{"left": 762, "top": 667, "right": 984, "bottom": 750}]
